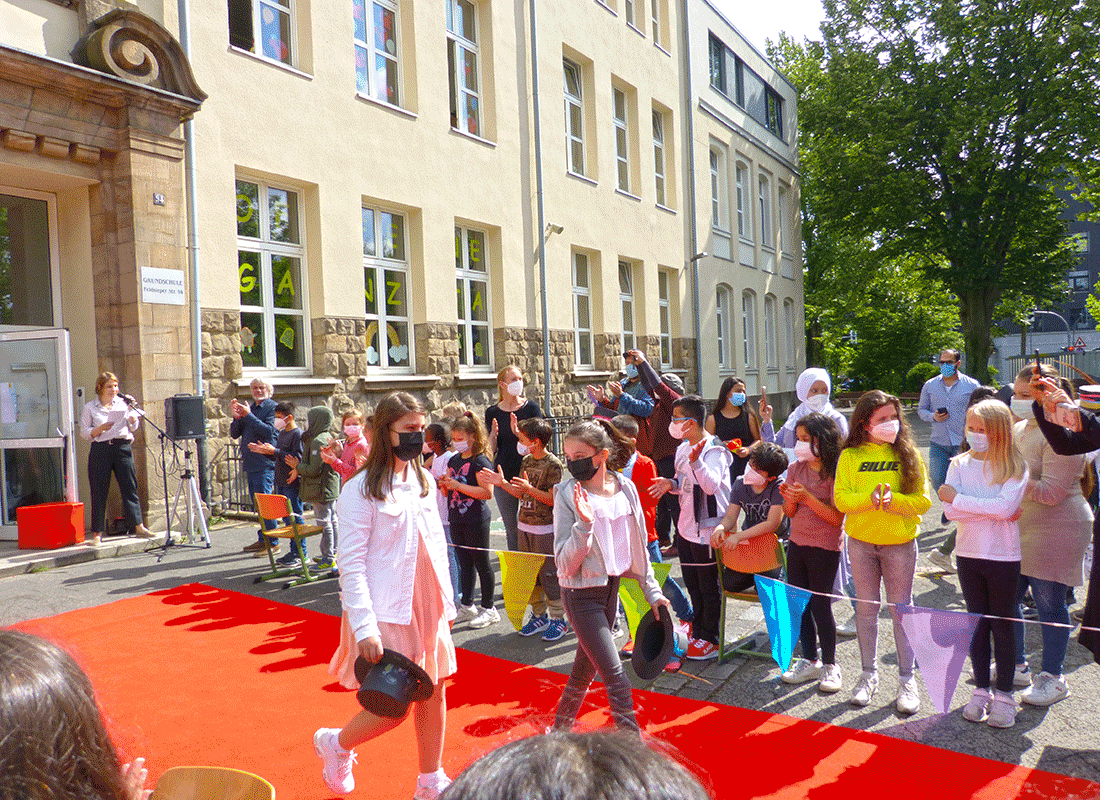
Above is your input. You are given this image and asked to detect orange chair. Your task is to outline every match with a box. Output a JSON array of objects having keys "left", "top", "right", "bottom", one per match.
[
  {"left": 716, "top": 532, "right": 787, "bottom": 663},
  {"left": 253, "top": 493, "right": 325, "bottom": 587},
  {"left": 152, "top": 766, "right": 274, "bottom": 800}
]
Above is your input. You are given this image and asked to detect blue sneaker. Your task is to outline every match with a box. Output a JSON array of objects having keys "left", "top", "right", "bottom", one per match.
[
  {"left": 520, "top": 613, "right": 550, "bottom": 637},
  {"left": 541, "top": 618, "right": 569, "bottom": 642}
]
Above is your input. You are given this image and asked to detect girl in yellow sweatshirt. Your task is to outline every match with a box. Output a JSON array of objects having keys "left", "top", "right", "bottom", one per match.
[{"left": 835, "top": 390, "right": 931, "bottom": 714}]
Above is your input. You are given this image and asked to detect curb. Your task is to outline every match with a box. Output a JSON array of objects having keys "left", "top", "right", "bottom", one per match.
[{"left": 0, "top": 538, "right": 170, "bottom": 579}]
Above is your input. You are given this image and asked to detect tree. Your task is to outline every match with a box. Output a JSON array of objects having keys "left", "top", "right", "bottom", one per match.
[{"left": 773, "top": 0, "right": 1100, "bottom": 382}]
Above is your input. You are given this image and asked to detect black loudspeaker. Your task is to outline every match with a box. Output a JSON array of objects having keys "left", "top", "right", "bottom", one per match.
[{"left": 164, "top": 394, "right": 205, "bottom": 440}]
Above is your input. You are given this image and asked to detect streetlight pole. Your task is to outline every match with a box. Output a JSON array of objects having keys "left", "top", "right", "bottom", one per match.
[{"left": 1031, "top": 309, "right": 1072, "bottom": 352}]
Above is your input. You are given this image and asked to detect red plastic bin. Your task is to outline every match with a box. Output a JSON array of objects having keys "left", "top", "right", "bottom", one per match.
[{"left": 16, "top": 501, "right": 84, "bottom": 549}]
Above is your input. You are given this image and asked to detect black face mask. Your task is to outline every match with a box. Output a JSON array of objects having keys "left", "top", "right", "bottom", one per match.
[
  {"left": 566, "top": 455, "right": 598, "bottom": 482},
  {"left": 393, "top": 430, "right": 425, "bottom": 462}
]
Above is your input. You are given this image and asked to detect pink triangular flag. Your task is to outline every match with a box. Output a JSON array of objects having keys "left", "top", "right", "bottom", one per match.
[{"left": 897, "top": 604, "right": 981, "bottom": 714}]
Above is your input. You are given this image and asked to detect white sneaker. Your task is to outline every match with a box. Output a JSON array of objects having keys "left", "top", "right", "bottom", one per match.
[
  {"left": 413, "top": 774, "right": 452, "bottom": 800},
  {"left": 928, "top": 548, "right": 957, "bottom": 573},
  {"left": 469, "top": 605, "right": 500, "bottom": 629},
  {"left": 455, "top": 604, "right": 478, "bottom": 622},
  {"left": 835, "top": 616, "right": 858, "bottom": 637},
  {"left": 962, "top": 687, "right": 991, "bottom": 723},
  {"left": 896, "top": 676, "right": 920, "bottom": 714},
  {"left": 1021, "top": 671, "right": 1069, "bottom": 707},
  {"left": 987, "top": 690, "right": 1018, "bottom": 728},
  {"left": 314, "top": 728, "right": 357, "bottom": 795},
  {"left": 818, "top": 663, "right": 843, "bottom": 694},
  {"left": 850, "top": 670, "right": 879, "bottom": 706},
  {"left": 781, "top": 657, "right": 823, "bottom": 684},
  {"left": 990, "top": 662, "right": 1032, "bottom": 689}
]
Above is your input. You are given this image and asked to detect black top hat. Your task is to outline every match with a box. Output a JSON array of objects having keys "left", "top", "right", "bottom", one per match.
[
  {"left": 354, "top": 650, "right": 434, "bottom": 718},
  {"left": 631, "top": 605, "right": 686, "bottom": 680}
]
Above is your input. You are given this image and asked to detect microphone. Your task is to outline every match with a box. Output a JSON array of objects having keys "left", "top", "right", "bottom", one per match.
[{"left": 121, "top": 394, "right": 138, "bottom": 407}]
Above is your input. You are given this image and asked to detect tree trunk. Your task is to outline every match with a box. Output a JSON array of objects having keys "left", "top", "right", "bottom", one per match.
[{"left": 957, "top": 287, "right": 999, "bottom": 385}]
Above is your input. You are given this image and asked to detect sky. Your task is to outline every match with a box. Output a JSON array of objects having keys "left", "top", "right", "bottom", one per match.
[{"left": 712, "top": 0, "right": 826, "bottom": 56}]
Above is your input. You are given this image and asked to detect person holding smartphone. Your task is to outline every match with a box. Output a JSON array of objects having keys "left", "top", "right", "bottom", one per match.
[{"left": 917, "top": 349, "right": 980, "bottom": 572}]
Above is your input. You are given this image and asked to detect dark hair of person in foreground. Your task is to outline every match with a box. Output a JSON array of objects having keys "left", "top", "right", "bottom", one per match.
[
  {"left": 0, "top": 629, "right": 132, "bottom": 800},
  {"left": 440, "top": 729, "right": 713, "bottom": 800}
]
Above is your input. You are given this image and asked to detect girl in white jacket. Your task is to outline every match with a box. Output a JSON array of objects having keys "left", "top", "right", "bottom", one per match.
[
  {"left": 314, "top": 392, "right": 457, "bottom": 799},
  {"left": 939, "top": 399, "right": 1027, "bottom": 729}
]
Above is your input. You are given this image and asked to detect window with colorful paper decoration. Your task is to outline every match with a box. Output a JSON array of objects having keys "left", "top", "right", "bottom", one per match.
[
  {"left": 446, "top": 0, "right": 481, "bottom": 136},
  {"left": 354, "top": 0, "right": 400, "bottom": 105},
  {"left": 228, "top": 0, "right": 295, "bottom": 67},
  {"left": 363, "top": 207, "right": 411, "bottom": 371},
  {"left": 455, "top": 226, "right": 491, "bottom": 369},
  {"left": 236, "top": 179, "right": 308, "bottom": 371}
]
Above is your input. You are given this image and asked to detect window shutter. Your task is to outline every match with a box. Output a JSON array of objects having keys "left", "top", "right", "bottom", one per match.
[{"left": 228, "top": 0, "right": 254, "bottom": 51}]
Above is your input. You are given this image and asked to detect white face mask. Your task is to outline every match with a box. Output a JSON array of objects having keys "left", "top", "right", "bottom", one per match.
[
  {"left": 453, "top": 439, "right": 470, "bottom": 454},
  {"left": 1010, "top": 398, "right": 1034, "bottom": 421},
  {"left": 965, "top": 430, "right": 989, "bottom": 453},
  {"left": 506, "top": 379, "right": 524, "bottom": 397},
  {"left": 273, "top": 417, "right": 287, "bottom": 431},
  {"left": 668, "top": 420, "right": 689, "bottom": 440},
  {"left": 804, "top": 394, "right": 829, "bottom": 412},
  {"left": 516, "top": 443, "right": 530, "bottom": 456},
  {"left": 743, "top": 464, "right": 767, "bottom": 487},
  {"left": 869, "top": 419, "right": 901, "bottom": 444},
  {"left": 793, "top": 440, "right": 815, "bottom": 461},
  {"left": 344, "top": 424, "right": 362, "bottom": 439}
]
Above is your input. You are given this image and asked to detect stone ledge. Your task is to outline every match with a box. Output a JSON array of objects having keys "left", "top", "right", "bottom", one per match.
[{"left": 358, "top": 374, "right": 442, "bottom": 390}]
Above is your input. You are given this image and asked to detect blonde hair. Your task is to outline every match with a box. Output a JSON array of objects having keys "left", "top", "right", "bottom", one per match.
[
  {"left": 341, "top": 408, "right": 365, "bottom": 425},
  {"left": 451, "top": 413, "right": 489, "bottom": 457},
  {"left": 94, "top": 372, "right": 118, "bottom": 395},
  {"left": 965, "top": 400, "right": 1026, "bottom": 485},
  {"left": 440, "top": 400, "right": 468, "bottom": 424},
  {"left": 497, "top": 365, "right": 522, "bottom": 402}
]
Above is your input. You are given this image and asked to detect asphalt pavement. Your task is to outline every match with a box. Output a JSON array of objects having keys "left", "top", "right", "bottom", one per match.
[{"left": 1, "top": 408, "right": 1098, "bottom": 784}]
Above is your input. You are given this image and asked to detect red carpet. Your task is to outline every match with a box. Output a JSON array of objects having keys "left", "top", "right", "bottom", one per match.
[{"left": 17, "top": 584, "right": 1100, "bottom": 800}]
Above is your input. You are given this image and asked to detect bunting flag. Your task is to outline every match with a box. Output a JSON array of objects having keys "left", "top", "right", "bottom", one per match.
[
  {"left": 618, "top": 563, "right": 673, "bottom": 641},
  {"left": 897, "top": 604, "right": 981, "bottom": 714},
  {"left": 497, "top": 551, "right": 548, "bottom": 631},
  {"left": 754, "top": 575, "right": 812, "bottom": 669}
]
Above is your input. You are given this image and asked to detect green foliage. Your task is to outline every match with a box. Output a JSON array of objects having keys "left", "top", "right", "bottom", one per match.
[
  {"left": 906, "top": 361, "right": 941, "bottom": 394},
  {"left": 773, "top": 0, "right": 1100, "bottom": 383}
]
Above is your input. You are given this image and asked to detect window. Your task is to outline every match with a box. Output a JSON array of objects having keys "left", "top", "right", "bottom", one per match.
[
  {"left": 765, "top": 88, "right": 784, "bottom": 137},
  {"left": 764, "top": 294, "right": 778, "bottom": 370},
  {"left": 613, "top": 88, "right": 630, "bottom": 193},
  {"left": 736, "top": 163, "right": 750, "bottom": 240},
  {"left": 708, "top": 34, "right": 726, "bottom": 94},
  {"left": 455, "top": 226, "right": 492, "bottom": 368},
  {"left": 653, "top": 109, "right": 667, "bottom": 206},
  {"left": 362, "top": 207, "right": 410, "bottom": 370},
  {"left": 710, "top": 147, "right": 728, "bottom": 232},
  {"left": 573, "top": 252, "right": 593, "bottom": 367},
  {"left": 354, "top": 0, "right": 400, "bottom": 105},
  {"left": 758, "top": 174, "right": 771, "bottom": 245},
  {"left": 1071, "top": 232, "right": 1091, "bottom": 253},
  {"left": 237, "top": 179, "right": 307, "bottom": 370},
  {"left": 1069, "top": 269, "right": 1090, "bottom": 291},
  {"left": 716, "top": 285, "right": 731, "bottom": 368},
  {"left": 624, "top": 0, "right": 636, "bottom": 28},
  {"left": 447, "top": 0, "right": 481, "bottom": 136},
  {"left": 777, "top": 184, "right": 790, "bottom": 255},
  {"left": 707, "top": 32, "right": 784, "bottom": 137},
  {"left": 618, "top": 260, "right": 635, "bottom": 352},
  {"left": 742, "top": 290, "right": 757, "bottom": 369},
  {"left": 658, "top": 270, "right": 671, "bottom": 367},
  {"left": 228, "top": 0, "right": 295, "bottom": 66},
  {"left": 784, "top": 298, "right": 797, "bottom": 369},
  {"left": 651, "top": 0, "right": 662, "bottom": 45},
  {"left": 564, "top": 60, "right": 585, "bottom": 175}
]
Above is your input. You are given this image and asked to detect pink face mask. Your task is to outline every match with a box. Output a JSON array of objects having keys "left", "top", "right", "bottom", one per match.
[
  {"left": 742, "top": 464, "right": 767, "bottom": 487},
  {"left": 869, "top": 419, "right": 900, "bottom": 444}
]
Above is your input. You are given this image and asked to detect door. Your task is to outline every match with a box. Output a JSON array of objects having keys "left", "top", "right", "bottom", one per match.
[{"left": 0, "top": 328, "right": 75, "bottom": 540}]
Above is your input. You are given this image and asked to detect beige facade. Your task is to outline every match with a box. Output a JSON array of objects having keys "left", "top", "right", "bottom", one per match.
[{"left": 0, "top": 0, "right": 801, "bottom": 518}]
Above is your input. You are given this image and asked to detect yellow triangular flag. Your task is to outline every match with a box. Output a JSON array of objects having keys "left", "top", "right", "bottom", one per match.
[
  {"left": 618, "top": 562, "right": 672, "bottom": 640},
  {"left": 497, "top": 550, "right": 547, "bottom": 631}
]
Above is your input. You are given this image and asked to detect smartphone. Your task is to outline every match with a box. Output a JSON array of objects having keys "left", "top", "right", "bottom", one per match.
[
  {"left": 937, "top": 407, "right": 948, "bottom": 416},
  {"left": 1033, "top": 349, "right": 1042, "bottom": 376}
]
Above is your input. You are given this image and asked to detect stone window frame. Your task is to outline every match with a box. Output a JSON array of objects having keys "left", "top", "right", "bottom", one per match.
[
  {"left": 236, "top": 177, "right": 311, "bottom": 375},
  {"left": 447, "top": 0, "right": 482, "bottom": 137},
  {"left": 455, "top": 224, "right": 493, "bottom": 371},
  {"left": 572, "top": 250, "right": 594, "bottom": 368},
  {"left": 354, "top": 0, "right": 402, "bottom": 107},
  {"left": 362, "top": 205, "right": 413, "bottom": 374},
  {"left": 657, "top": 268, "right": 672, "bottom": 368}
]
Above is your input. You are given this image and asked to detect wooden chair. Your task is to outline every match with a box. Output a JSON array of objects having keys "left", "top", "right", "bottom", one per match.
[
  {"left": 252, "top": 492, "right": 325, "bottom": 588},
  {"left": 152, "top": 766, "right": 275, "bottom": 800},
  {"left": 716, "top": 535, "right": 788, "bottom": 664}
]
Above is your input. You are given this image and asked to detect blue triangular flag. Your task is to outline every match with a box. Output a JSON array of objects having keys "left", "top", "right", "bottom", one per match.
[{"left": 754, "top": 575, "right": 812, "bottom": 668}]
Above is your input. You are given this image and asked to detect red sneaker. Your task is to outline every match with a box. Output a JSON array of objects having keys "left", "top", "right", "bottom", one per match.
[
  {"left": 620, "top": 638, "right": 635, "bottom": 656},
  {"left": 685, "top": 639, "right": 718, "bottom": 661}
]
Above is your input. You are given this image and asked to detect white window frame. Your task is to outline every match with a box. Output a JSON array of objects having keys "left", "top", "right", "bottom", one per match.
[
  {"left": 716, "top": 285, "right": 731, "bottom": 369},
  {"left": 572, "top": 251, "right": 593, "bottom": 368},
  {"left": 778, "top": 184, "right": 791, "bottom": 256},
  {"left": 362, "top": 206, "right": 412, "bottom": 373},
  {"left": 236, "top": 178, "right": 310, "bottom": 373},
  {"left": 764, "top": 294, "right": 778, "bottom": 371},
  {"left": 618, "top": 260, "right": 636, "bottom": 353},
  {"left": 784, "top": 298, "right": 797, "bottom": 371},
  {"left": 447, "top": 0, "right": 482, "bottom": 137},
  {"left": 658, "top": 269, "right": 672, "bottom": 368},
  {"left": 564, "top": 60, "right": 585, "bottom": 176},
  {"left": 624, "top": 0, "right": 637, "bottom": 29},
  {"left": 455, "top": 225, "right": 493, "bottom": 370},
  {"left": 736, "top": 163, "right": 751, "bottom": 241},
  {"left": 254, "top": 0, "right": 296, "bottom": 66},
  {"left": 354, "top": 0, "right": 401, "bottom": 106},
  {"left": 742, "top": 289, "right": 757, "bottom": 370},
  {"left": 759, "top": 174, "right": 771, "bottom": 247},
  {"left": 614, "top": 87, "right": 630, "bottom": 193},
  {"left": 653, "top": 109, "right": 667, "bottom": 206},
  {"left": 651, "top": 0, "right": 662, "bottom": 46},
  {"left": 710, "top": 147, "right": 729, "bottom": 233}
]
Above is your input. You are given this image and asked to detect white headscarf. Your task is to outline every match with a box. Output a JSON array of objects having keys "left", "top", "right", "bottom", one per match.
[{"left": 780, "top": 368, "right": 834, "bottom": 434}]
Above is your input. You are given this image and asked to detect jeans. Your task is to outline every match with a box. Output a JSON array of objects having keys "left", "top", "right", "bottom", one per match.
[
  {"left": 278, "top": 481, "right": 305, "bottom": 555},
  {"left": 1014, "top": 574, "right": 1071, "bottom": 676},
  {"left": 451, "top": 517, "right": 494, "bottom": 608},
  {"left": 646, "top": 540, "right": 693, "bottom": 622},
  {"left": 313, "top": 499, "right": 337, "bottom": 560},
  {"left": 847, "top": 536, "right": 917, "bottom": 677},
  {"left": 929, "top": 441, "right": 959, "bottom": 537},
  {"left": 495, "top": 486, "right": 521, "bottom": 552},
  {"left": 246, "top": 468, "right": 277, "bottom": 543},
  {"left": 443, "top": 523, "right": 462, "bottom": 602},
  {"left": 88, "top": 440, "right": 143, "bottom": 533},
  {"left": 957, "top": 556, "right": 1020, "bottom": 692},
  {"left": 655, "top": 455, "right": 680, "bottom": 546}
]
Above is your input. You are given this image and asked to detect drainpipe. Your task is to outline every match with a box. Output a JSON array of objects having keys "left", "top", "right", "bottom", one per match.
[
  {"left": 178, "top": 0, "right": 208, "bottom": 501},
  {"left": 529, "top": 0, "right": 552, "bottom": 415},
  {"left": 680, "top": 0, "right": 703, "bottom": 395}
]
